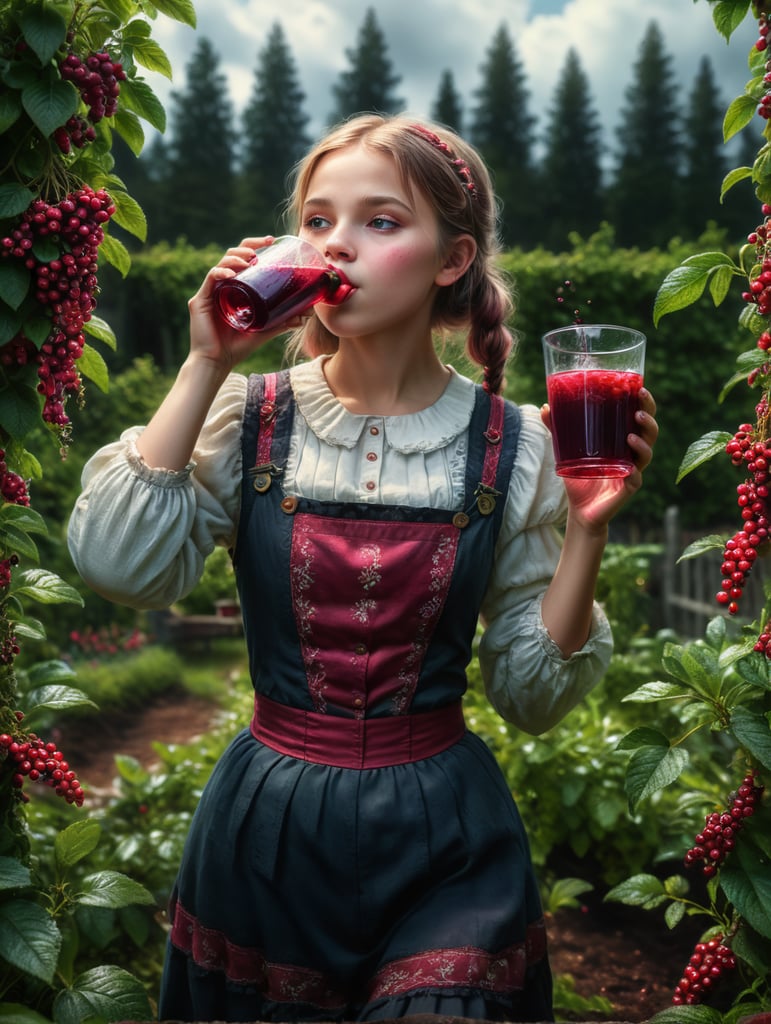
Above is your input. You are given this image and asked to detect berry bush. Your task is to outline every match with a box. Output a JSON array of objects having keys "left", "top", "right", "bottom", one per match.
[
  {"left": 607, "top": 2, "right": 771, "bottom": 1020},
  {"left": 0, "top": 0, "right": 195, "bottom": 1019}
]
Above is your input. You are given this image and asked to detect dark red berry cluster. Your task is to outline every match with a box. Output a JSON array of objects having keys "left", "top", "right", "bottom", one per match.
[
  {"left": 684, "top": 772, "right": 764, "bottom": 876},
  {"left": 673, "top": 937, "right": 737, "bottom": 1005},
  {"left": 54, "top": 114, "right": 96, "bottom": 155},
  {"left": 59, "top": 50, "right": 125, "bottom": 123},
  {"left": 0, "top": 447, "right": 29, "bottom": 659},
  {"left": 0, "top": 718, "right": 84, "bottom": 806},
  {"left": 717, "top": 426, "right": 771, "bottom": 615},
  {"left": 0, "top": 186, "right": 115, "bottom": 426}
]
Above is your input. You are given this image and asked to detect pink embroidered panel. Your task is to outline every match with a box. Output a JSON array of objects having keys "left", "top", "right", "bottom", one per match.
[
  {"left": 289, "top": 513, "right": 460, "bottom": 715},
  {"left": 170, "top": 898, "right": 547, "bottom": 1007}
]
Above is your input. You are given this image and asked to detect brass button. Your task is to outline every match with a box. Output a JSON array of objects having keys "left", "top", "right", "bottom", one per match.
[
  {"left": 365, "top": 481, "right": 376, "bottom": 491},
  {"left": 366, "top": 452, "right": 378, "bottom": 462},
  {"left": 452, "top": 512, "right": 470, "bottom": 529},
  {"left": 281, "top": 496, "right": 298, "bottom": 514},
  {"left": 253, "top": 472, "right": 272, "bottom": 493},
  {"left": 353, "top": 697, "right": 364, "bottom": 708},
  {"left": 369, "top": 426, "right": 380, "bottom": 435},
  {"left": 354, "top": 643, "right": 367, "bottom": 655},
  {"left": 477, "top": 493, "right": 496, "bottom": 515}
]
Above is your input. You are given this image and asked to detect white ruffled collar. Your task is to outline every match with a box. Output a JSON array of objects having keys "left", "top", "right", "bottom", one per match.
[{"left": 290, "top": 355, "right": 476, "bottom": 453}]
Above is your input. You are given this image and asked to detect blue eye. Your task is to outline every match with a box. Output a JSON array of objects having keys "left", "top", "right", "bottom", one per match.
[
  {"left": 305, "top": 215, "right": 329, "bottom": 230},
  {"left": 370, "top": 216, "right": 398, "bottom": 230}
]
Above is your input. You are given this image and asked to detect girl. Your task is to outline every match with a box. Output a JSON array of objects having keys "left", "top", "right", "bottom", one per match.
[{"left": 68, "top": 113, "right": 657, "bottom": 1022}]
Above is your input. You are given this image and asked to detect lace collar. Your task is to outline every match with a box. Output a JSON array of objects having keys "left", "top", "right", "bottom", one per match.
[{"left": 290, "top": 355, "right": 476, "bottom": 454}]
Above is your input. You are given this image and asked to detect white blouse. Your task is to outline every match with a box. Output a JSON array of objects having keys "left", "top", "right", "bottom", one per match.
[{"left": 67, "top": 356, "right": 612, "bottom": 734}]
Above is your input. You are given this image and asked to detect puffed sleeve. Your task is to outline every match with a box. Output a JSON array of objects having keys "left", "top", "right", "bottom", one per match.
[
  {"left": 477, "top": 404, "right": 613, "bottom": 735},
  {"left": 67, "top": 372, "right": 248, "bottom": 610}
]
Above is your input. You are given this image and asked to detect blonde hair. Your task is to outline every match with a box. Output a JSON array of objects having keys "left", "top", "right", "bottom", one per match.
[{"left": 284, "top": 113, "right": 515, "bottom": 395}]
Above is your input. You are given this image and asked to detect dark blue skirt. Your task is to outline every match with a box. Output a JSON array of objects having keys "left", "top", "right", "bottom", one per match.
[{"left": 158, "top": 726, "right": 553, "bottom": 1022}]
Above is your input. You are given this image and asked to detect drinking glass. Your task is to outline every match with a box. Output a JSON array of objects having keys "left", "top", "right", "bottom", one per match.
[
  {"left": 214, "top": 235, "right": 350, "bottom": 333},
  {"left": 543, "top": 324, "right": 646, "bottom": 478}
]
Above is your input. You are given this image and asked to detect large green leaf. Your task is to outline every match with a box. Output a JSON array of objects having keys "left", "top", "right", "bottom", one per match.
[
  {"left": 112, "top": 105, "right": 145, "bottom": 157},
  {"left": 0, "top": 260, "right": 30, "bottom": 311},
  {"left": 52, "top": 965, "right": 154, "bottom": 1024},
  {"left": 625, "top": 744, "right": 689, "bottom": 813},
  {"left": 0, "top": 855, "right": 31, "bottom": 892},
  {"left": 729, "top": 705, "right": 771, "bottom": 769},
  {"left": 78, "top": 342, "right": 110, "bottom": 393},
  {"left": 10, "top": 568, "right": 83, "bottom": 606},
  {"left": 21, "top": 72, "right": 78, "bottom": 138},
  {"left": 0, "top": 183, "right": 35, "bottom": 219},
  {"left": 647, "top": 1006, "right": 723, "bottom": 1024},
  {"left": 83, "top": 313, "right": 117, "bottom": 351},
  {"left": 54, "top": 819, "right": 101, "bottom": 870},
  {"left": 98, "top": 231, "right": 131, "bottom": 277},
  {"left": 79, "top": 870, "right": 155, "bottom": 909},
  {"left": 0, "top": 90, "right": 23, "bottom": 133},
  {"left": 0, "top": 1004, "right": 51, "bottom": 1023},
  {"left": 118, "top": 76, "right": 166, "bottom": 132},
  {"left": 0, "top": 898, "right": 61, "bottom": 984},
  {"left": 653, "top": 253, "right": 737, "bottom": 325},
  {"left": 720, "top": 164, "right": 753, "bottom": 201},
  {"left": 0, "top": 383, "right": 42, "bottom": 441},
  {"left": 148, "top": 0, "right": 197, "bottom": 28},
  {"left": 720, "top": 836, "right": 771, "bottom": 938},
  {"left": 604, "top": 873, "right": 667, "bottom": 909},
  {"left": 110, "top": 187, "right": 147, "bottom": 241},
  {"left": 712, "top": 0, "right": 752, "bottom": 40},
  {"left": 20, "top": 4, "right": 68, "bottom": 64},
  {"left": 25, "top": 684, "right": 98, "bottom": 718},
  {"left": 723, "top": 93, "right": 758, "bottom": 143}
]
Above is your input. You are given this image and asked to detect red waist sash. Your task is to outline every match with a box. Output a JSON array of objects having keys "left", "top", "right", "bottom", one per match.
[{"left": 250, "top": 694, "right": 466, "bottom": 769}]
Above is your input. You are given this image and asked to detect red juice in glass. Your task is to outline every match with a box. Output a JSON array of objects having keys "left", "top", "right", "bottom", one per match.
[
  {"left": 546, "top": 369, "right": 643, "bottom": 478},
  {"left": 213, "top": 235, "right": 351, "bottom": 333}
]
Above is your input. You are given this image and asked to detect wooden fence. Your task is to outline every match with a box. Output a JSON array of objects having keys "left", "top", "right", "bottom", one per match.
[{"left": 660, "top": 505, "right": 769, "bottom": 639}]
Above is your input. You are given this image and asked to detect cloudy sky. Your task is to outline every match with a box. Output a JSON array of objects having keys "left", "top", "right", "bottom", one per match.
[{"left": 146, "top": 0, "right": 756, "bottom": 159}]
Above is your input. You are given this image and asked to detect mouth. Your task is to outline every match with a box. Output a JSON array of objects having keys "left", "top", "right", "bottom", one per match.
[{"left": 325, "top": 267, "right": 356, "bottom": 306}]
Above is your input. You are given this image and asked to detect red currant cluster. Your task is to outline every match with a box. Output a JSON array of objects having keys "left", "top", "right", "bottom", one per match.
[
  {"left": 716, "top": 426, "right": 771, "bottom": 615},
  {"left": 0, "top": 186, "right": 115, "bottom": 425},
  {"left": 684, "top": 772, "right": 765, "bottom": 876},
  {"left": 672, "top": 937, "right": 737, "bottom": 1005},
  {"left": 59, "top": 50, "right": 126, "bottom": 123},
  {"left": 53, "top": 114, "right": 96, "bottom": 155},
  {"left": 0, "top": 448, "right": 30, "bottom": 507},
  {"left": 0, "top": 715, "right": 84, "bottom": 806}
]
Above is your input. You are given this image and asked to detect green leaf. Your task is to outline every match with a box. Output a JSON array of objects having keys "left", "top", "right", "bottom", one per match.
[
  {"left": 720, "top": 836, "right": 771, "bottom": 938},
  {"left": 0, "top": 522, "right": 39, "bottom": 561},
  {"left": 731, "top": 922, "right": 771, "bottom": 976},
  {"left": 680, "top": 644, "right": 720, "bottom": 695},
  {"left": 97, "top": 231, "right": 131, "bottom": 277},
  {"left": 616, "top": 726, "right": 670, "bottom": 750},
  {"left": 0, "top": 383, "right": 42, "bottom": 441},
  {"left": 712, "top": 0, "right": 752, "bottom": 41},
  {"left": 0, "top": 503, "right": 47, "bottom": 535},
  {"left": 112, "top": 105, "right": 145, "bottom": 157},
  {"left": 55, "top": 819, "right": 101, "bottom": 870},
  {"left": 13, "top": 616, "right": 46, "bottom": 641},
  {"left": 723, "top": 93, "right": 758, "bottom": 143},
  {"left": 653, "top": 254, "right": 737, "bottom": 326},
  {"left": 676, "top": 431, "right": 733, "bottom": 483},
  {"left": 621, "top": 682, "right": 689, "bottom": 703},
  {"left": 729, "top": 705, "right": 771, "bottom": 769},
  {"left": 0, "top": 90, "right": 23, "bottom": 133},
  {"left": 664, "top": 901, "right": 686, "bottom": 929},
  {"left": 110, "top": 187, "right": 147, "bottom": 241},
  {"left": 0, "top": 260, "right": 31, "bottom": 310},
  {"left": 604, "top": 873, "right": 667, "bottom": 909},
  {"left": 625, "top": 744, "right": 689, "bottom": 812},
  {"left": 708, "top": 263, "right": 734, "bottom": 306},
  {"left": 545, "top": 877, "right": 593, "bottom": 913},
  {"left": 130, "top": 35, "right": 173, "bottom": 78},
  {"left": 149, "top": 0, "right": 197, "bottom": 28},
  {"left": 83, "top": 313, "right": 117, "bottom": 351},
  {"left": 52, "top": 965, "right": 154, "bottom": 1024},
  {"left": 648, "top": 1005, "right": 723, "bottom": 1024},
  {"left": 10, "top": 568, "right": 83, "bottom": 606},
  {"left": 114, "top": 753, "right": 149, "bottom": 785},
  {"left": 678, "top": 534, "right": 727, "bottom": 561},
  {"left": 720, "top": 164, "right": 753, "bottom": 201},
  {"left": 0, "top": 1004, "right": 51, "bottom": 1023},
  {"left": 0, "top": 855, "right": 31, "bottom": 892},
  {"left": 20, "top": 4, "right": 68, "bottom": 64},
  {"left": 79, "top": 870, "right": 154, "bottom": 909},
  {"left": 0, "top": 898, "right": 61, "bottom": 984},
  {"left": 78, "top": 342, "right": 109, "bottom": 393},
  {"left": 118, "top": 76, "right": 166, "bottom": 133},
  {"left": 21, "top": 73, "right": 78, "bottom": 138},
  {"left": 27, "top": 658, "right": 76, "bottom": 686},
  {"left": 0, "top": 182, "right": 36, "bottom": 219},
  {"left": 25, "top": 684, "right": 98, "bottom": 717}
]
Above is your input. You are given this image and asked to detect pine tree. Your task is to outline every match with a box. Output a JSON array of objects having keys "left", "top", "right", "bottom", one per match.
[
  {"left": 608, "top": 21, "right": 681, "bottom": 248},
  {"left": 470, "top": 23, "right": 536, "bottom": 246},
  {"left": 431, "top": 70, "right": 463, "bottom": 133},
  {"left": 329, "top": 7, "right": 404, "bottom": 125},
  {"left": 539, "top": 48, "right": 604, "bottom": 250},
  {"left": 680, "top": 56, "right": 728, "bottom": 237},
  {"left": 238, "top": 23, "right": 310, "bottom": 235},
  {"left": 163, "top": 37, "right": 237, "bottom": 246}
]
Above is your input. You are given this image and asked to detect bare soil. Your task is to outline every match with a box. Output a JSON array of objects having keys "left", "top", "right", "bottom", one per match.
[{"left": 63, "top": 690, "right": 696, "bottom": 1023}]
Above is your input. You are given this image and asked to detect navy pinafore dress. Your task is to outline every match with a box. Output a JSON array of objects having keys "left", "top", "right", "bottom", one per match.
[{"left": 158, "top": 369, "right": 553, "bottom": 1022}]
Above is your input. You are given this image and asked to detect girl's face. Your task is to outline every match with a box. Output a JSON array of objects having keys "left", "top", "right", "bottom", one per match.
[{"left": 298, "top": 143, "right": 452, "bottom": 344}]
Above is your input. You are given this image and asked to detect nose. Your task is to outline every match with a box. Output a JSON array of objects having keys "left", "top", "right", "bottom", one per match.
[{"left": 323, "top": 224, "right": 355, "bottom": 262}]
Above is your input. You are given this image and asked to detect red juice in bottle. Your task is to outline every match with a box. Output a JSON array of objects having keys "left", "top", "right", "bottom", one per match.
[
  {"left": 546, "top": 368, "right": 643, "bottom": 478},
  {"left": 215, "top": 263, "right": 345, "bottom": 333}
]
